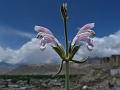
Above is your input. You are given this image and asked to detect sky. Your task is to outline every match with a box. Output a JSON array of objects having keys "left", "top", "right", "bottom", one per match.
[{"left": 0, "top": 0, "right": 120, "bottom": 64}]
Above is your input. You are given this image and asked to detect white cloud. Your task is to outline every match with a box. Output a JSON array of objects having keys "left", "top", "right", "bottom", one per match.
[
  {"left": 0, "top": 26, "right": 34, "bottom": 38},
  {"left": 74, "top": 30, "right": 120, "bottom": 59},
  {"left": 0, "top": 38, "right": 60, "bottom": 64},
  {"left": 13, "top": 30, "right": 34, "bottom": 38}
]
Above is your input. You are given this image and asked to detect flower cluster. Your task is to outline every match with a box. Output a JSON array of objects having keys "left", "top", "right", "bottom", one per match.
[
  {"left": 35, "top": 23, "right": 95, "bottom": 59},
  {"left": 72, "top": 23, "right": 95, "bottom": 51}
]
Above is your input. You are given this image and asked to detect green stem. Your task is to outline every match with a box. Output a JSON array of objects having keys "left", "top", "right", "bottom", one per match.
[
  {"left": 64, "top": 19, "right": 69, "bottom": 56},
  {"left": 65, "top": 61, "right": 70, "bottom": 90},
  {"left": 64, "top": 18, "right": 70, "bottom": 90},
  {"left": 61, "top": 3, "right": 70, "bottom": 90}
]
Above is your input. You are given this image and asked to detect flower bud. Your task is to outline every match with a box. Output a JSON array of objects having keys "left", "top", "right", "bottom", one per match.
[{"left": 61, "top": 3, "right": 68, "bottom": 20}]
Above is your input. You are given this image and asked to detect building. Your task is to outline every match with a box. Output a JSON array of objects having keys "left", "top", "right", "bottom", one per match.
[
  {"left": 110, "top": 55, "right": 120, "bottom": 66},
  {"left": 99, "top": 55, "right": 120, "bottom": 67},
  {"left": 110, "top": 68, "right": 120, "bottom": 76}
]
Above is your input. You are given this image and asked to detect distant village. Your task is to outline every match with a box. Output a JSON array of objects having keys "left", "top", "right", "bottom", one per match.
[{"left": 0, "top": 54, "right": 120, "bottom": 90}]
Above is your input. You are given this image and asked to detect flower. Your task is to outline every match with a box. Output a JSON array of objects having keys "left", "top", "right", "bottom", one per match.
[
  {"left": 35, "top": 26, "right": 53, "bottom": 35},
  {"left": 71, "top": 23, "right": 95, "bottom": 50},
  {"left": 77, "top": 23, "right": 95, "bottom": 35},
  {"left": 35, "top": 26, "right": 60, "bottom": 50}
]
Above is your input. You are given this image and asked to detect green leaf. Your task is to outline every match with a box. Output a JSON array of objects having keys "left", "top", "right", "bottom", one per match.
[
  {"left": 68, "top": 42, "right": 72, "bottom": 53},
  {"left": 71, "top": 57, "right": 88, "bottom": 64},
  {"left": 52, "top": 45, "right": 65, "bottom": 60},
  {"left": 52, "top": 60, "right": 64, "bottom": 78},
  {"left": 69, "top": 44, "right": 80, "bottom": 59}
]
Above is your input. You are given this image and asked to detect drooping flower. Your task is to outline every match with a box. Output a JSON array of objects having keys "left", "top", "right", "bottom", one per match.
[
  {"left": 77, "top": 23, "right": 95, "bottom": 35},
  {"left": 35, "top": 26, "right": 53, "bottom": 35},
  {"left": 71, "top": 23, "right": 95, "bottom": 50},
  {"left": 35, "top": 26, "right": 61, "bottom": 50}
]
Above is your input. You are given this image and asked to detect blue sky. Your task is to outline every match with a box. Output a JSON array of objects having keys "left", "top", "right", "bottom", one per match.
[{"left": 0, "top": 0, "right": 120, "bottom": 49}]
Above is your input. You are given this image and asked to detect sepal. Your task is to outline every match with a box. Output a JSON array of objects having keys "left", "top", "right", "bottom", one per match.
[
  {"left": 52, "top": 44, "right": 66, "bottom": 60},
  {"left": 69, "top": 44, "right": 80, "bottom": 59}
]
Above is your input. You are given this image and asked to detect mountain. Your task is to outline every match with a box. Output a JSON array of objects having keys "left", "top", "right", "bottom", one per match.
[
  {"left": 0, "top": 62, "right": 18, "bottom": 74},
  {"left": 6, "top": 62, "right": 92, "bottom": 75},
  {"left": 0, "top": 59, "right": 97, "bottom": 75},
  {"left": 1, "top": 54, "right": 119, "bottom": 75},
  {"left": 7, "top": 64, "right": 59, "bottom": 75},
  {"left": 0, "top": 61, "right": 91, "bottom": 75}
]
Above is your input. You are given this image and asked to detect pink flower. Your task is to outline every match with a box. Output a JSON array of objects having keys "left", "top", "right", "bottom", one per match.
[
  {"left": 35, "top": 26, "right": 60, "bottom": 50},
  {"left": 35, "top": 26, "right": 53, "bottom": 35},
  {"left": 72, "top": 23, "right": 95, "bottom": 51},
  {"left": 77, "top": 23, "right": 95, "bottom": 35}
]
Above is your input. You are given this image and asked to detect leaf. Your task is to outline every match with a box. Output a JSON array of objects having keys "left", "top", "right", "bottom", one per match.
[
  {"left": 68, "top": 42, "right": 72, "bottom": 53},
  {"left": 52, "top": 44, "right": 65, "bottom": 60},
  {"left": 71, "top": 57, "right": 88, "bottom": 64},
  {"left": 52, "top": 60, "right": 64, "bottom": 78},
  {"left": 69, "top": 44, "right": 80, "bottom": 59}
]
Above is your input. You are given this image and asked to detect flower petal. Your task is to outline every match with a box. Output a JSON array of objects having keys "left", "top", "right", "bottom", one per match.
[
  {"left": 38, "top": 34, "right": 60, "bottom": 50},
  {"left": 87, "top": 39, "right": 94, "bottom": 51},
  {"left": 87, "top": 45, "right": 93, "bottom": 51},
  {"left": 34, "top": 26, "right": 53, "bottom": 35},
  {"left": 35, "top": 26, "right": 61, "bottom": 50},
  {"left": 72, "top": 32, "right": 94, "bottom": 51},
  {"left": 87, "top": 39, "right": 94, "bottom": 47},
  {"left": 77, "top": 23, "right": 95, "bottom": 34},
  {"left": 72, "top": 32, "right": 92, "bottom": 46},
  {"left": 75, "top": 36, "right": 90, "bottom": 46},
  {"left": 39, "top": 38, "right": 47, "bottom": 50}
]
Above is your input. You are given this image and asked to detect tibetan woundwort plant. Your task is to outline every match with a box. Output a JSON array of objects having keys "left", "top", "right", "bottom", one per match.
[{"left": 34, "top": 3, "right": 96, "bottom": 90}]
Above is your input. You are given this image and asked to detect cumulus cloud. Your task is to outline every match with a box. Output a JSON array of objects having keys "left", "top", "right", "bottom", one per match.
[
  {"left": 0, "top": 38, "right": 60, "bottom": 64},
  {"left": 1, "top": 30, "right": 120, "bottom": 64},
  {"left": 74, "top": 30, "right": 120, "bottom": 59}
]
